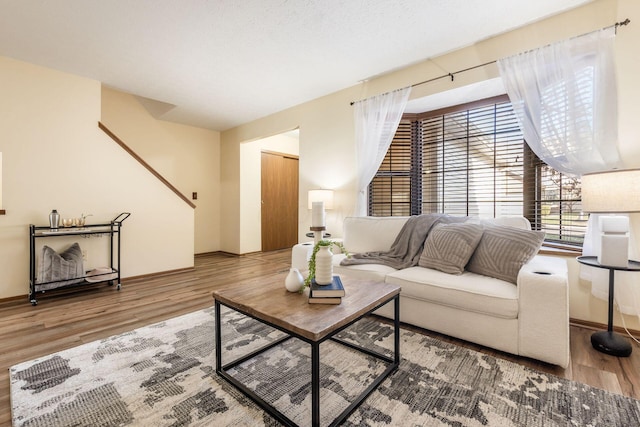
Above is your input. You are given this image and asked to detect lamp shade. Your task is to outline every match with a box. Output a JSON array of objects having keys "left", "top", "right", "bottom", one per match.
[
  {"left": 308, "top": 189, "right": 334, "bottom": 210},
  {"left": 581, "top": 169, "right": 640, "bottom": 213}
]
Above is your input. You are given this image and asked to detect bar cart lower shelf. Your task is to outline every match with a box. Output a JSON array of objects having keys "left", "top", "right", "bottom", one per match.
[{"left": 29, "top": 212, "right": 130, "bottom": 305}]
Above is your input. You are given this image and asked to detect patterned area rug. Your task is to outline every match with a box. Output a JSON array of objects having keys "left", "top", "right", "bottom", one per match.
[{"left": 10, "top": 307, "right": 640, "bottom": 426}]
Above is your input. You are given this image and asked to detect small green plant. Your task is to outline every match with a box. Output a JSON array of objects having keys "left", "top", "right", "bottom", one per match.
[{"left": 303, "top": 240, "right": 349, "bottom": 291}]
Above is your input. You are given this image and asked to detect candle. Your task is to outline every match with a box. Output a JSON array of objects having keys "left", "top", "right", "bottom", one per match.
[{"left": 311, "top": 201, "right": 325, "bottom": 227}]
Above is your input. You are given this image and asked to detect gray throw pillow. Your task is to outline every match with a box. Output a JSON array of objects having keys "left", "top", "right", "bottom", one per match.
[
  {"left": 419, "top": 222, "right": 484, "bottom": 275},
  {"left": 37, "top": 242, "right": 84, "bottom": 288},
  {"left": 466, "top": 225, "right": 545, "bottom": 284}
]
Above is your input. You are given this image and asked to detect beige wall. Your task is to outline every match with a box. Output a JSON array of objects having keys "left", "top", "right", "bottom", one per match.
[
  {"left": 0, "top": 153, "right": 3, "bottom": 208},
  {"left": 0, "top": 56, "right": 195, "bottom": 300},
  {"left": 220, "top": 136, "right": 241, "bottom": 254},
  {"left": 222, "top": 89, "right": 358, "bottom": 249},
  {"left": 221, "top": 0, "right": 640, "bottom": 329},
  {"left": 100, "top": 88, "right": 220, "bottom": 254}
]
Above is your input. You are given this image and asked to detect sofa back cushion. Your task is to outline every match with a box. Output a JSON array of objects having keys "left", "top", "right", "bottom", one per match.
[
  {"left": 483, "top": 216, "right": 531, "bottom": 230},
  {"left": 342, "top": 216, "right": 409, "bottom": 254},
  {"left": 342, "top": 215, "right": 532, "bottom": 255},
  {"left": 418, "top": 222, "right": 484, "bottom": 274}
]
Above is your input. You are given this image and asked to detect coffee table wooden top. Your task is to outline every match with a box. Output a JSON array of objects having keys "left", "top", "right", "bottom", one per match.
[{"left": 212, "top": 272, "right": 400, "bottom": 342}]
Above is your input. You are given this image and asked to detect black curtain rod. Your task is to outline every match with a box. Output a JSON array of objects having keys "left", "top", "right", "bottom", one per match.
[{"left": 350, "top": 18, "right": 630, "bottom": 106}]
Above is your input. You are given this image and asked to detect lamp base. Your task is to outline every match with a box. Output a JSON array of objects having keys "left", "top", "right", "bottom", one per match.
[
  {"left": 591, "top": 330, "right": 632, "bottom": 357},
  {"left": 598, "top": 233, "right": 629, "bottom": 268}
]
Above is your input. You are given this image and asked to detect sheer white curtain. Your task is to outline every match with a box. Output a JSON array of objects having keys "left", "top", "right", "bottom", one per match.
[
  {"left": 498, "top": 27, "right": 640, "bottom": 318},
  {"left": 497, "top": 27, "right": 621, "bottom": 176},
  {"left": 353, "top": 86, "right": 411, "bottom": 216}
]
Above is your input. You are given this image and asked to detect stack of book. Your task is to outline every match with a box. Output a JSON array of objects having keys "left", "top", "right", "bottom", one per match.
[{"left": 308, "top": 275, "right": 345, "bottom": 304}]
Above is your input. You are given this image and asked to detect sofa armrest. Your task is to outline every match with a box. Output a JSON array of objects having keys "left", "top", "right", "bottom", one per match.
[{"left": 517, "top": 255, "right": 570, "bottom": 367}]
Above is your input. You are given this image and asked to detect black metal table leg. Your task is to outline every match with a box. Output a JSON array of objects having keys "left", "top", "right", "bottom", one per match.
[
  {"left": 326, "top": 294, "right": 401, "bottom": 427},
  {"left": 215, "top": 300, "right": 222, "bottom": 373},
  {"left": 591, "top": 268, "right": 632, "bottom": 356},
  {"left": 394, "top": 295, "right": 400, "bottom": 364},
  {"left": 312, "top": 342, "right": 320, "bottom": 426},
  {"left": 576, "top": 256, "right": 640, "bottom": 357}
]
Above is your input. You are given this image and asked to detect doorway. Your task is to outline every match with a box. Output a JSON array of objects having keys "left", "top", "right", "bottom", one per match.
[{"left": 261, "top": 151, "right": 299, "bottom": 251}]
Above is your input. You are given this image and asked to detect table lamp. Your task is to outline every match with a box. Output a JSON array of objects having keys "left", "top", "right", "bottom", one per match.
[
  {"left": 308, "top": 189, "right": 334, "bottom": 244},
  {"left": 581, "top": 169, "right": 640, "bottom": 267}
]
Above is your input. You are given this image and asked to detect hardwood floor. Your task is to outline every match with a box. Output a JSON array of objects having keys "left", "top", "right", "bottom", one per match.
[{"left": 1, "top": 249, "right": 639, "bottom": 425}]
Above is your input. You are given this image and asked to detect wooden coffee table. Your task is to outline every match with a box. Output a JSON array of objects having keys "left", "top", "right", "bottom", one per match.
[{"left": 212, "top": 273, "right": 400, "bottom": 427}]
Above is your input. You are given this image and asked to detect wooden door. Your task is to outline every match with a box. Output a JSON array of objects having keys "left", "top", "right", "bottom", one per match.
[{"left": 261, "top": 151, "right": 299, "bottom": 251}]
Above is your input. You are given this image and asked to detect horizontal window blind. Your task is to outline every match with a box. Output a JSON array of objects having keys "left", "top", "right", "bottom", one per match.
[
  {"left": 368, "top": 98, "right": 586, "bottom": 245},
  {"left": 368, "top": 120, "right": 414, "bottom": 216},
  {"left": 527, "top": 156, "right": 587, "bottom": 245},
  {"left": 421, "top": 102, "right": 524, "bottom": 218}
]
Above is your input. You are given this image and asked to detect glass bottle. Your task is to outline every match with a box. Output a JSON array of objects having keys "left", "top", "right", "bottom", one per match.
[{"left": 49, "top": 209, "right": 60, "bottom": 230}]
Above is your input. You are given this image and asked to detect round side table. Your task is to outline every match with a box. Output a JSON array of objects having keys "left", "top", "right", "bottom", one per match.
[{"left": 577, "top": 255, "right": 640, "bottom": 357}]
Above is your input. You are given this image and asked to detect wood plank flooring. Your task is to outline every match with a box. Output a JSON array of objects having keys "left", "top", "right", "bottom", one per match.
[{"left": 1, "top": 249, "right": 639, "bottom": 425}]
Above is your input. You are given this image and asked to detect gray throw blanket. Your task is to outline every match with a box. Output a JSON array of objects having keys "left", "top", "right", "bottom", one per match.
[{"left": 340, "top": 213, "right": 455, "bottom": 270}]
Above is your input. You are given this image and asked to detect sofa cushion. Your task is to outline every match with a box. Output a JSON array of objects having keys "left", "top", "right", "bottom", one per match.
[
  {"left": 342, "top": 216, "right": 409, "bottom": 254},
  {"left": 332, "top": 253, "right": 396, "bottom": 282},
  {"left": 386, "top": 266, "right": 518, "bottom": 319},
  {"left": 418, "top": 222, "right": 483, "bottom": 274},
  {"left": 466, "top": 225, "right": 545, "bottom": 284}
]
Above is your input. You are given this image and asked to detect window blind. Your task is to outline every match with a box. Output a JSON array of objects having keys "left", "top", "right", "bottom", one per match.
[
  {"left": 368, "top": 120, "right": 415, "bottom": 216},
  {"left": 421, "top": 102, "right": 524, "bottom": 218},
  {"left": 368, "top": 97, "right": 587, "bottom": 245},
  {"left": 529, "top": 158, "right": 587, "bottom": 245}
]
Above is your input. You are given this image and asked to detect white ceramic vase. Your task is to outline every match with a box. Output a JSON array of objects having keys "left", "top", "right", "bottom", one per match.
[
  {"left": 314, "top": 245, "right": 333, "bottom": 285},
  {"left": 285, "top": 267, "right": 304, "bottom": 292}
]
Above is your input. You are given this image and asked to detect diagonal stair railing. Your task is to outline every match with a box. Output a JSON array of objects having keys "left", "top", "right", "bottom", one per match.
[{"left": 98, "top": 122, "right": 196, "bottom": 209}]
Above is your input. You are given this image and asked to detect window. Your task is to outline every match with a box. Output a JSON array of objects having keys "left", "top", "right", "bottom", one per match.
[
  {"left": 529, "top": 161, "right": 585, "bottom": 245},
  {"left": 368, "top": 120, "right": 416, "bottom": 216},
  {"left": 368, "top": 96, "right": 586, "bottom": 246}
]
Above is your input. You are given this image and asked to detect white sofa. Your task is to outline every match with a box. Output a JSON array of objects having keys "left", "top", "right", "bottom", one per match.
[{"left": 293, "top": 216, "right": 570, "bottom": 368}]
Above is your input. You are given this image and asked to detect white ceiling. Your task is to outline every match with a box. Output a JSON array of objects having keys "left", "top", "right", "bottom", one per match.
[{"left": 0, "top": 0, "right": 592, "bottom": 131}]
